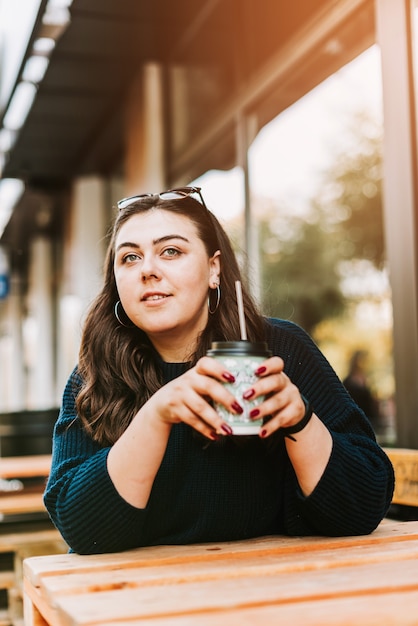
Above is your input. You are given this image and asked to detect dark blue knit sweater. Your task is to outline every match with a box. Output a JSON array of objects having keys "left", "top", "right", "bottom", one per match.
[{"left": 44, "top": 319, "right": 394, "bottom": 554}]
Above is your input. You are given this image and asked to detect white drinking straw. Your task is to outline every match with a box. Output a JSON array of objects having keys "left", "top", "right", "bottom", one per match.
[{"left": 235, "top": 280, "right": 248, "bottom": 340}]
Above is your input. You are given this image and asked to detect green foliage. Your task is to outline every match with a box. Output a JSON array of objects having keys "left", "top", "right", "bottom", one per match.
[
  {"left": 260, "top": 215, "right": 345, "bottom": 333},
  {"left": 317, "top": 112, "right": 385, "bottom": 269},
  {"left": 258, "top": 110, "right": 385, "bottom": 333}
]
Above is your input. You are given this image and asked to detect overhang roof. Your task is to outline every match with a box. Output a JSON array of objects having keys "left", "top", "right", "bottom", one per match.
[{"left": 1, "top": 0, "right": 375, "bottom": 191}]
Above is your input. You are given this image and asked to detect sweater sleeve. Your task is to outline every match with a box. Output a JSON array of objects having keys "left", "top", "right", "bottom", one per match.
[
  {"left": 43, "top": 369, "right": 149, "bottom": 554},
  {"left": 266, "top": 319, "right": 395, "bottom": 537}
]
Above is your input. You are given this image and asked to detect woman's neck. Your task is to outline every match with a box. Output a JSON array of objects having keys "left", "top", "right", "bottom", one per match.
[{"left": 151, "top": 338, "right": 195, "bottom": 363}]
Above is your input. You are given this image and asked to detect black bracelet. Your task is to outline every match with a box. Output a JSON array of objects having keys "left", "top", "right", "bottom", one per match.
[{"left": 280, "top": 395, "right": 313, "bottom": 441}]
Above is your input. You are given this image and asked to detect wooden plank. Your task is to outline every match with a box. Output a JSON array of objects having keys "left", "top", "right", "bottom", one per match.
[
  {"left": 0, "top": 492, "right": 46, "bottom": 516},
  {"left": 24, "top": 592, "right": 50, "bottom": 626},
  {"left": 23, "top": 520, "right": 418, "bottom": 583},
  {"left": 99, "top": 590, "right": 418, "bottom": 626},
  {"left": 0, "top": 571, "right": 14, "bottom": 589},
  {"left": 35, "top": 559, "right": 418, "bottom": 625},
  {"left": 0, "top": 530, "right": 65, "bottom": 553},
  {"left": 24, "top": 583, "right": 59, "bottom": 626},
  {"left": 34, "top": 538, "right": 418, "bottom": 598},
  {"left": 384, "top": 447, "right": 418, "bottom": 507},
  {"left": 0, "top": 456, "right": 51, "bottom": 480}
]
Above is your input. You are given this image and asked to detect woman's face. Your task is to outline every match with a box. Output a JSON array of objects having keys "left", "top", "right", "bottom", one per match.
[{"left": 114, "top": 209, "right": 220, "bottom": 361}]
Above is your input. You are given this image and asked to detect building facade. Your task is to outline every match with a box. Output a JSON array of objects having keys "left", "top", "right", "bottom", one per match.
[{"left": 0, "top": 0, "right": 417, "bottom": 445}]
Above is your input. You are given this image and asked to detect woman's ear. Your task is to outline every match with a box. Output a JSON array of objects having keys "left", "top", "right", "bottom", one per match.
[{"left": 209, "top": 250, "right": 221, "bottom": 287}]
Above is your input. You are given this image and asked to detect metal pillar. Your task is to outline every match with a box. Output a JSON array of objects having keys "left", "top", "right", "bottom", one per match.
[{"left": 376, "top": 0, "right": 418, "bottom": 447}]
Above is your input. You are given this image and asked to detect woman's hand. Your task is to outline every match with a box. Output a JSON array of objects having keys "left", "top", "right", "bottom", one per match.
[
  {"left": 108, "top": 356, "right": 243, "bottom": 508},
  {"left": 146, "top": 356, "right": 244, "bottom": 440},
  {"left": 241, "top": 356, "right": 306, "bottom": 437},
  {"left": 243, "top": 355, "right": 333, "bottom": 495}
]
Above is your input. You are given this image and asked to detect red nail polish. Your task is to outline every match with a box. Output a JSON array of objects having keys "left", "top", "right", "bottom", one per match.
[
  {"left": 255, "top": 366, "right": 267, "bottom": 375},
  {"left": 222, "top": 372, "right": 235, "bottom": 383},
  {"left": 260, "top": 429, "right": 268, "bottom": 438},
  {"left": 231, "top": 401, "right": 243, "bottom": 414},
  {"left": 210, "top": 431, "right": 220, "bottom": 441},
  {"left": 250, "top": 408, "right": 260, "bottom": 419},
  {"left": 242, "top": 388, "right": 255, "bottom": 400},
  {"left": 221, "top": 423, "right": 233, "bottom": 435}
]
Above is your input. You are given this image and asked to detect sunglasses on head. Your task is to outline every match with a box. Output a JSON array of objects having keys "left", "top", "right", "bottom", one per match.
[{"left": 117, "top": 186, "right": 208, "bottom": 211}]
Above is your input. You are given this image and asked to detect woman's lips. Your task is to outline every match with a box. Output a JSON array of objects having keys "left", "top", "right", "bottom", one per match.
[{"left": 141, "top": 293, "right": 171, "bottom": 302}]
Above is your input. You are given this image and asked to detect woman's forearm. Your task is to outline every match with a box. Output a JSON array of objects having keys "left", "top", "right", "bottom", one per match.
[
  {"left": 107, "top": 407, "right": 172, "bottom": 508},
  {"left": 285, "top": 413, "right": 333, "bottom": 496}
]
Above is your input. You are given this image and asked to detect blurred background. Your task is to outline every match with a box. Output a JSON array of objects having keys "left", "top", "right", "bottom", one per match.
[{"left": 0, "top": 0, "right": 417, "bottom": 447}]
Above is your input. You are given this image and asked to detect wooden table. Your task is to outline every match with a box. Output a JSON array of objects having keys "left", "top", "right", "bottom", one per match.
[
  {"left": 0, "top": 454, "right": 52, "bottom": 480},
  {"left": 23, "top": 519, "right": 418, "bottom": 625},
  {"left": 0, "top": 455, "right": 52, "bottom": 520}
]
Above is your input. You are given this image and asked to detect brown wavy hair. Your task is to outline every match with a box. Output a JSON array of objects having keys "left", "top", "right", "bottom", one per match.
[{"left": 76, "top": 194, "right": 266, "bottom": 445}]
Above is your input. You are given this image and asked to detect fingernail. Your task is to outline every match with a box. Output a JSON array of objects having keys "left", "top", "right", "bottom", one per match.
[
  {"left": 250, "top": 408, "right": 260, "bottom": 419},
  {"left": 231, "top": 401, "right": 243, "bottom": 414},
  {"left": 222, "top": 371, "right": 235, "bottom": 383},
  {"left": 260, "top": 429, "right": 268, "bottom": 438},
  {"left": 210, "top": 431, "right": 220, "bottom": 441},
  {"left": 255, "top": 366, "right": 267, "bottom": 375},
  {"left": 221, "top": 423, "right": 234, "bottom": 435},
  {"left": 242, "top": 388, "right": 255, "bottom": 400}
]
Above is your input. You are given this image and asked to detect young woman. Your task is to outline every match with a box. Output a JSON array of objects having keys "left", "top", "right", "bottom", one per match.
[{"left": 44, "top": 187, "right": 394, "bottom": 554}]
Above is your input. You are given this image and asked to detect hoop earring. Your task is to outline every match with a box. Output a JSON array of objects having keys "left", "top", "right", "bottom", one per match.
[
  {"left": 114, "top": 300, "right": 135, "bottom": 328},
  {"left": 208, "top": 284, "right": 221, "bottom": 314}
]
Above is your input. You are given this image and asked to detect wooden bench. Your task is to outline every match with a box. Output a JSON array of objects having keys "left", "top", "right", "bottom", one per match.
[
  {"left": 384, "top": 447, "right": 418, "bottom": 507},
  {"left": 383, "top": 447, "right": 418, "bottom": 523},
  {"left": 0, "top": 493, "right": 47, "bottom": 521},
  {"left": 1, "top": 529, "right": 67, "bottom": 626},
  {"left": 0, "top": 455, "right": 65, "bottom": 625},
  {"left": 0, "top": 456, "right": 52, "bottom": 482},
  {"left": 0, "top": 455, "right": 52, "bottom": 523}
]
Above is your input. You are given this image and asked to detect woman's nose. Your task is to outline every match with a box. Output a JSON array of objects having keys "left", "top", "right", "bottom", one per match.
[{"left": 140, "top": 257, "right": 160, "bottom": 281}]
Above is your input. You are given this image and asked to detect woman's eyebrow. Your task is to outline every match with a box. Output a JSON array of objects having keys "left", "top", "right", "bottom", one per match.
[
  {"left": 116, "top": 234, "right": 190, "bottom": 253},
  {"left": 116, "top": 241, "right": 140, "bottom": 252},
  {"left": 153, "top": 234, "right": 190, "bottom": 245}
]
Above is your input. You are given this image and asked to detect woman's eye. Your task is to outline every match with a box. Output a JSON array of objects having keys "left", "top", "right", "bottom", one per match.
[
  {"left": 162, "top": 247, "right": 181, "bottom": 258},
  {"left": 122, "top": 253, "right": 141, "bottom": 263}
]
